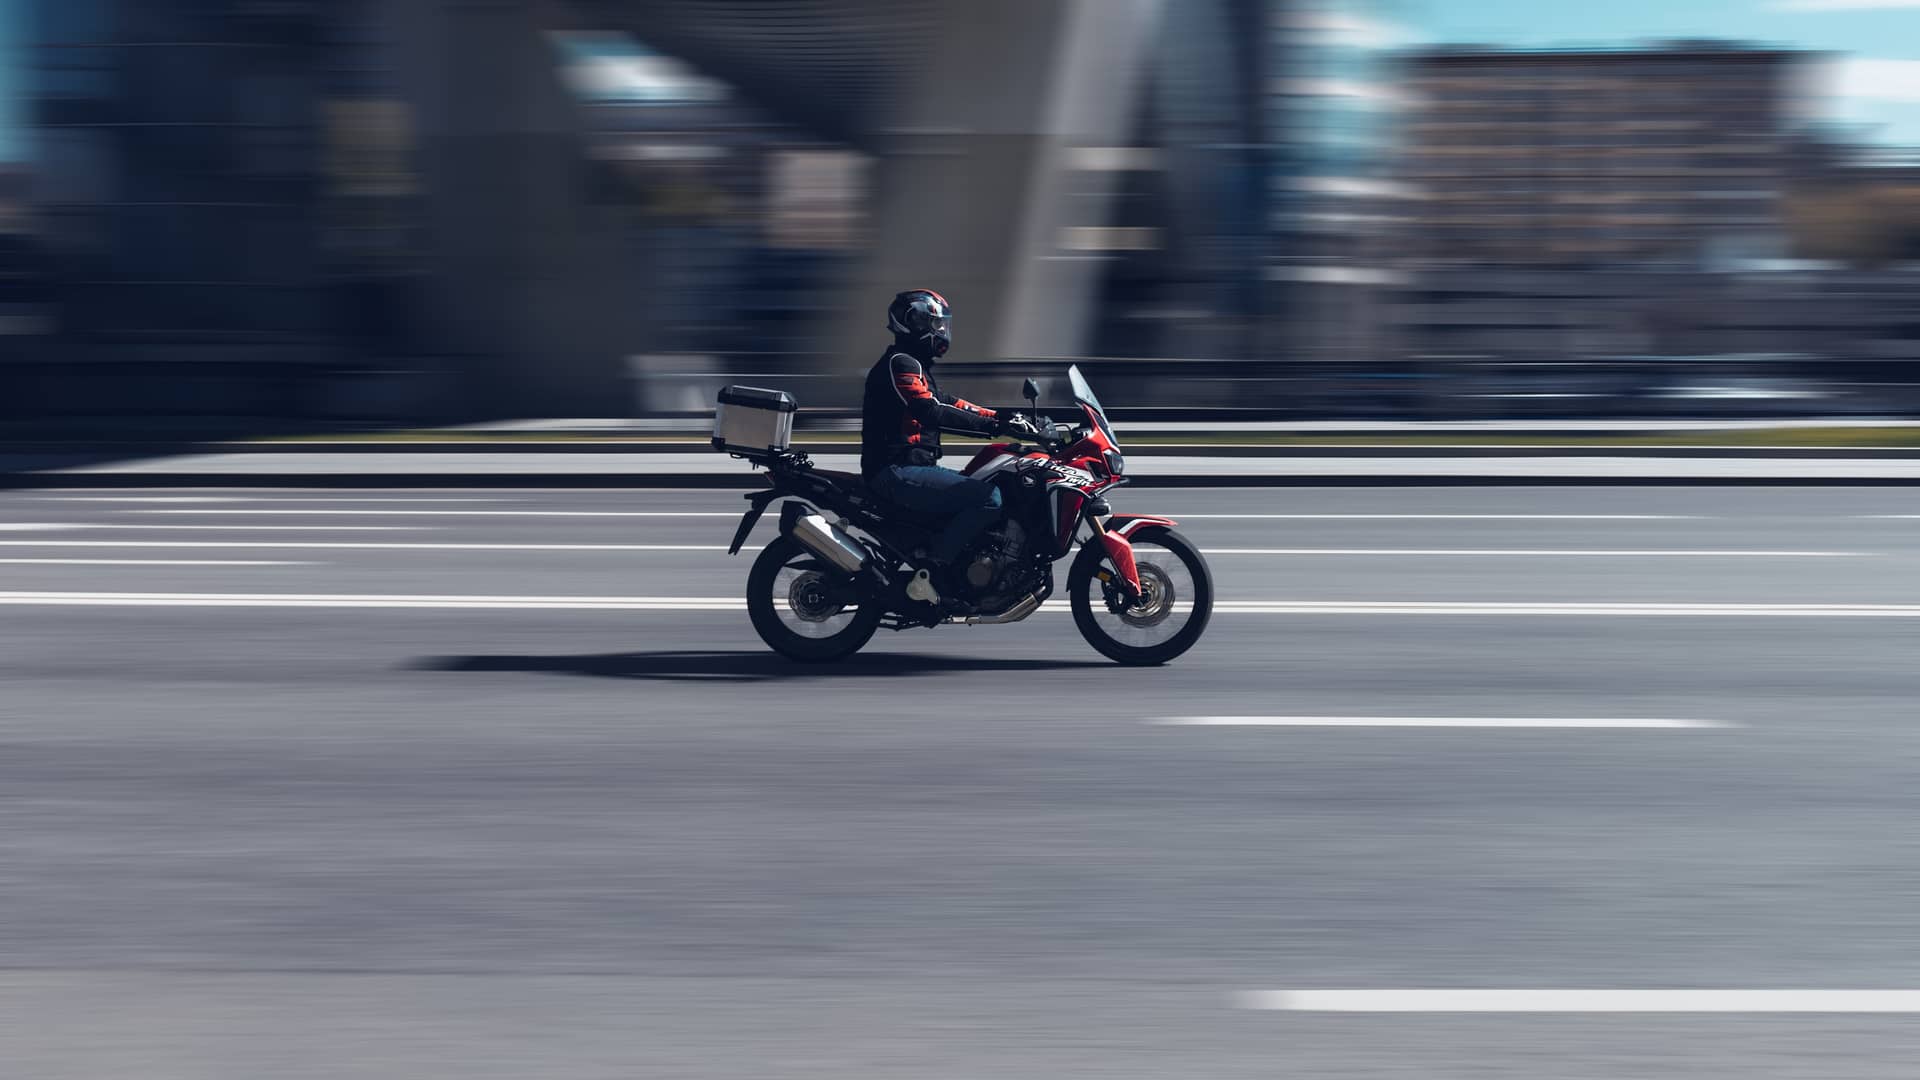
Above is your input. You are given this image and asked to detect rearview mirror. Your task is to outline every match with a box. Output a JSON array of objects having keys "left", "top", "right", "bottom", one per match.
[{"left": 1022, "top": 378, "right": 1040, "bottom": 408}]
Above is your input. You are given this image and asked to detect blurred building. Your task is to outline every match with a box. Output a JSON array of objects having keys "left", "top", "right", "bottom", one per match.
[
  {"left": 25, "top": 1, "right": 341, "bottom": 419},
  {"left": 15, "top": 0, "right": 453, "bottom": 424},
  {"left": 1382, "top": 42, "right": 1920, "bottom": 392},
  {"left": 0, "top": 162, "right": 52, "bottom": 349},
  {"left": 1080, "top": 0, "right": 1406, "bottom": 374},
  {"left": 551, "top": 32, "right": 866, "bottom": 377},
  {"left": 1073, "top": 0, "right": 1264, "bottom": 367},
  {"left": 0, "top": 164, "right": 27, "bottom": 225},
  {"left": 1264, "top": 1, "right": 1408, "bottom": 364},
  {"left": 31, "top": 7, "right": 1911, "bottom": 425},
  {"left": 16, "top": 0, "right": 1185, "bottom": 422},
  {"left": 1402, "top": 43, "right": 1805, "bottom": 268}
]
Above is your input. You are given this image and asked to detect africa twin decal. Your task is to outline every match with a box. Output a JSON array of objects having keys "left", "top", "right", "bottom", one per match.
[{"left": 1039, "top": 462, "right": 1097, "bottom": 486}]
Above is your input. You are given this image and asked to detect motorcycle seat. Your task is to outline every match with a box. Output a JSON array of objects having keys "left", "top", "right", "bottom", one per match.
[
  {"left": 810, "top": 469, "right": 866, "bottom": 489},
  {"left": 801, "top": 467, "right": 959, "bottom": 532}
]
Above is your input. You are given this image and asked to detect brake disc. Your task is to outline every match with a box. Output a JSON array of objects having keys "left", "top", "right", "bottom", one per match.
[
  {"left": 786, "top": 570, "right": 846, "bottom": 622},
  {"left": 1116, "top": 561, "right": 1176, "bottom": 628}
]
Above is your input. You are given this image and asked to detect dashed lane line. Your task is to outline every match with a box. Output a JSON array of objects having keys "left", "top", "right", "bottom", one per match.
[
  {"left": 1158, "top": 716, "right": 1730, "bottom": 729},
  {"left": 1242, "top": 990, "right": 1920, "bottom": 1013}
]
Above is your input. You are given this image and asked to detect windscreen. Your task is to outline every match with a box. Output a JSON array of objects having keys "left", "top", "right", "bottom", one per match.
[{"left": 1068, "top": 365, "right": 1117, "bottom": 448}]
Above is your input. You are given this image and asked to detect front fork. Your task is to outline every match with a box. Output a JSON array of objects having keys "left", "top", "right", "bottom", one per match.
[{"left": 1085, "top": 514, "right": 1143, "bottom": 600}]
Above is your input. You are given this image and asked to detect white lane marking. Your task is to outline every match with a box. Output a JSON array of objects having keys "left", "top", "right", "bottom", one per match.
[
  {"left": 1166, "top": 514, "right": 1704, "bottom": 520},
  {"left": 86, "top": 507, "right": 1712, "bottom": 520},
  {"left": 1208, "top": 601, "right": 1920, "bottom": 616},
  {"left": 80, "top": 508, "right": 1717, "bottom": 520},
  {"left": 0, "top": 541, "right": 723, "bottom": 552},
  {"left": 129, "top": 509, "right": 731, "bottom": 517},
  {"left": 62, "top": 525, "right": 436, "bottom": 532},
  {"left": 3, "top": 594, "right": 1920, "bottom": 616},
  {"left": 1159, "top": 716, "right": 1729, "bottom": 729},
  {"left": 1137, "top": 600, "right": 1920, "bottom": 617},
  {"left": 44, "top": 496, "right": 507, "bottom": 504},
  {"left": 0, "top": 559, "right": 316, "bottom": 566},
  {"left": 0, "top": 593, "right": 747, "bottom": 609},
  {"left": 1207, "top": 549, "right": 1865, "bottom": 558},
  {"left": 1243, "top": 989, "right": 1920, "bottom": 1013},
  {"left": 0, "top": 523, "right": 89, "bottom": 532},
  {"left": 36, "top": 497, "right": 245, "bottom": 503}
]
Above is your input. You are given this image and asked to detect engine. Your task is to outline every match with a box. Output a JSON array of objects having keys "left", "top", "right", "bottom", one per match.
[{"left": 963, "top": 520, "right": 1042, "bottom": 608}]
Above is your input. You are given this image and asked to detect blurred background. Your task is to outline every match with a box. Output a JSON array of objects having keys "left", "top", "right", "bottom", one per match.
[{"left": 2, "top": 0, "right": 1919, "bottom": 434}]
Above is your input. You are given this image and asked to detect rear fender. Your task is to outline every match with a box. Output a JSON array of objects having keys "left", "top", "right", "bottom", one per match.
[{"left": 727, "top": 489, "right": 783, "bottom": 555}]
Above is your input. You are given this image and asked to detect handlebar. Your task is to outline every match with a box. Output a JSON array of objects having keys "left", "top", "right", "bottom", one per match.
[
  {"left": 1003, "top": 413, "right": 1073, "bottom": 450},
  {"left": 1007, "top": 432, "right": 1072, "bottom": 455}
]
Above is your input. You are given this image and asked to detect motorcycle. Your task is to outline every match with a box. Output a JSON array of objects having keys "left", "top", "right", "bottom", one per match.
[{"left": 712, "top": 365, "right": 1212, "bottom": 665}]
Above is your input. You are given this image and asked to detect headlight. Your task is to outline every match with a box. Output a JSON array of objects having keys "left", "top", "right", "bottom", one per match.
[{"left": 1104, "top": 449, "right": 1125, "bottom": 476}]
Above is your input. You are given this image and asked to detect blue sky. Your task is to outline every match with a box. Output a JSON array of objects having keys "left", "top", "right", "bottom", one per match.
[{"left": 1416, "top": 0, "right": 1920, "bottom": 144}]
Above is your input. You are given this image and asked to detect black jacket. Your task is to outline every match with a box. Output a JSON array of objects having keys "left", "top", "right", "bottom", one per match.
[{"left": 860, "top": 348, "right": 998, "bottom": 481}]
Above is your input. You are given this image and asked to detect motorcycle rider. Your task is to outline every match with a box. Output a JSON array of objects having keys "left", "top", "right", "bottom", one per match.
[{"left": 861, "top": 289, "right": 1033, "bottom": 586}]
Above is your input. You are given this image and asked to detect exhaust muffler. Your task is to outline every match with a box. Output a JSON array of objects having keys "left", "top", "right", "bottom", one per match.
[{"left": 786, "top": 508, "right": 869, "bottom": 574}]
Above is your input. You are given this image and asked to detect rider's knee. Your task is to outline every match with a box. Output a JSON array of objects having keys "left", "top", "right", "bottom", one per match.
[{"left": 982, "top": 486, "right": 1004, "bottom": 510}]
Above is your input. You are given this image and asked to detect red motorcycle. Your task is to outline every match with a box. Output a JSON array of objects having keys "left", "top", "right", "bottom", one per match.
[{"left": 713, "top": 366, "right": 1212, "bottom": 665}]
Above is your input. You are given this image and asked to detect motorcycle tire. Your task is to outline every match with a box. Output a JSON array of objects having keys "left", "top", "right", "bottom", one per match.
[
  {"left": 747, "top": 535, "right": 883, "bottom": 662},
  {"left": 1068, "top": 525, "right": 1213, "bottom": 666}
]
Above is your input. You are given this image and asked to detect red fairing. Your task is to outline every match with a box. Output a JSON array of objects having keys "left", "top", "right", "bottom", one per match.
[
  {"left": 1064, "top": 442, "right": 1107, "bottom": 476},
  {"left": 1072, "top": 402, "right": 1115, "bottom": 454},
  {"left": 960, "top": 442, "right": 1017, "bottom": 475},
  {"left": 1098, "top": 532, "right": 1142, "bottom": 595},
  {"left": 1054, "top": 490, "right": 1085, "bottom": 551}
]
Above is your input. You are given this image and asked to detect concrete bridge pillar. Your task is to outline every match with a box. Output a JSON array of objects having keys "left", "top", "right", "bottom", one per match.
[
  {"left": 830, "top": 0, "right": 1163, "bottom": 370},
  {"left": 384, "top": 0, "right": 641, "bottom": 415}
]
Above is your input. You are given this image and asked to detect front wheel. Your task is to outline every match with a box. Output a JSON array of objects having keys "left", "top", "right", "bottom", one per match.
[
  {"left": 747, "top": 535, "right": 884, "bottom": 662},
  {"left": 1068, "top": 526, "right": 1213, "bottom": 666}
]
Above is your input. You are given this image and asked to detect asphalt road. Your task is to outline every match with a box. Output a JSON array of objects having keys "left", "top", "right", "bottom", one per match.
[
  {"left": 42, "top": 447, "right": 1920, "bottom": 482},
  {"left": 8, "top": 485, "right": 1920, "bottom": 1077}
]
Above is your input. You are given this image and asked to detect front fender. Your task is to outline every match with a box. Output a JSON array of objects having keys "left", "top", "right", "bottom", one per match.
[
  {"left": 1108, "top": 515, "right": 1177, "bottom": 540},
  {"left": 1097, "top": 532, "right": 1142, "bottom": 596}
]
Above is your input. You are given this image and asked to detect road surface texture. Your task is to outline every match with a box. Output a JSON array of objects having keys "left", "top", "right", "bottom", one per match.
[{"left": 7, "top": 485, "right": 1920, "bottom": 1078}]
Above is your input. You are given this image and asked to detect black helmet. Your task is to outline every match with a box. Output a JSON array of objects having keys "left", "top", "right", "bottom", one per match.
[{"left": 887, "top": 289, "right": 952, "bottom": 358}]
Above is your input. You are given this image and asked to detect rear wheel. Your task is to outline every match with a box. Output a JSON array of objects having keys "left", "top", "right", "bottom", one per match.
[
  {"left": 747, "top": 535, "right": 883, "bottom": 662},
  {"left": 1068, "top": 526, "right": 1212, "bottom": 665}
]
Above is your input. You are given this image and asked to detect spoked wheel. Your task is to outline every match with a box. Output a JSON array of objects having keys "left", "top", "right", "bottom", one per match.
[
  {"left": 747, "top": 535, "right": 883, "bottom": 662},
  {"left": 1067, "top": 526, "right": 1213, "bottom": 666}
]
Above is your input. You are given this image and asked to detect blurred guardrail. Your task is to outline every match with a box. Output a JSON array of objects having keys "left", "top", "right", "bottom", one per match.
[
  {"left": 8, "top": 349, "right": 1920, "bottom": 437},
  {"left": 627, "top": 353, "right": 1920, "bottom": 427}
]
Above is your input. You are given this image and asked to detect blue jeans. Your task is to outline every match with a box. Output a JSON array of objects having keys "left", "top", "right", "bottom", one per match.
[{"left": 875, "top": 465, "right": 1003, "bottom": 563}]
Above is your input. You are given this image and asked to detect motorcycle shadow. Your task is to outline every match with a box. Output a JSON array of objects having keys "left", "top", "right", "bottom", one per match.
[{"left": 415, "top": 649, "right": 1108, "bottom": 683}]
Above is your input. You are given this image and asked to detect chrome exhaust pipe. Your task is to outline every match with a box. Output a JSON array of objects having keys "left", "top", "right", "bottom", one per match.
[
  {"left": 789, "top": 512, "right": 869, "bottom": 574},
  {"left": 964, "top": 592, "right": 1043, "bottom": 625}
]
